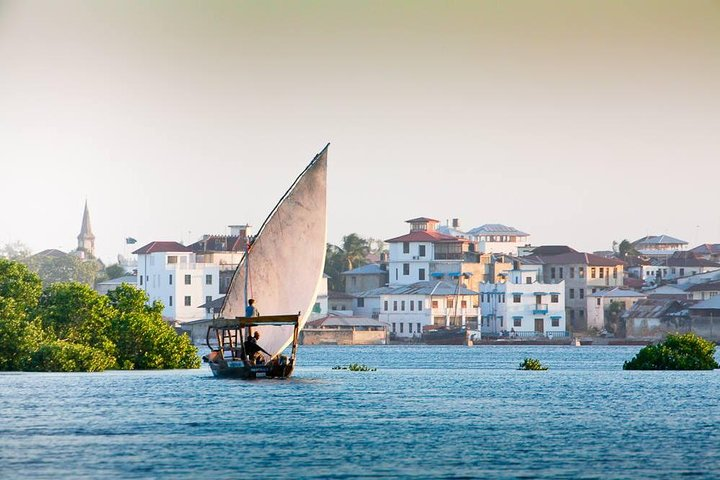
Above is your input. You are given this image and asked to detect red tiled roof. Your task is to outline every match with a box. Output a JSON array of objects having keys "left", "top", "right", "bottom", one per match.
[
  {"left": 386, "top": 230, "right": 464, "bottom": 243},
  {"left": 686, "top": 281, "right": 720, "bottom": 292},
  {"left": 406, "top": 217, "right": 440, "bottom": 223},
  {"left": 132, "top": 241, "right": 192, "bottom": 254},
  {"left": 187, "top": 235, "right": 247, "bottom": 253},
  {"left": 624, "top": 277, "right": 645, "bottom": 289}
]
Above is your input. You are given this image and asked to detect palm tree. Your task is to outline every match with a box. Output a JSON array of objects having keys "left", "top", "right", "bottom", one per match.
[
  {"left": 341, "top": 234, "right": 370, "bottom": 271},
  {"left": 617, "top": 239, "right": 639, "bottom": 260}
]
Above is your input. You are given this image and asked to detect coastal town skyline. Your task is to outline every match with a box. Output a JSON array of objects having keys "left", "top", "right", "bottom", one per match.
[{"left": 2, "top": 1, "right": 719, "bottom": 263}]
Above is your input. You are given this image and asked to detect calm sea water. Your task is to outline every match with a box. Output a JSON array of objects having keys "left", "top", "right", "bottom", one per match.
[{"left": 1, "top": 345, "right": 719, "bottom": 479}]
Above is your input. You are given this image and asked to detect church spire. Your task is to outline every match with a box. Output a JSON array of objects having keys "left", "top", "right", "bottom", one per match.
[{"left": 77, "top": 200, "right": 95, "bottom": 258}]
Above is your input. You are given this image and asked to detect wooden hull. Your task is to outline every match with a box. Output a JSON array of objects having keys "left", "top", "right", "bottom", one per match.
[
  {"left": 209, "top": 360, "right": 294, "bottom": 379},
  {"left": 422, "top": 328, "right": 469, "bottom": 345}
]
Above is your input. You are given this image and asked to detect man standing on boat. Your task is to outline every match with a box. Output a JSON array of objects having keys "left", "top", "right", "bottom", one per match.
[{"left": 245, "top": 298, "right": 259, "bottom": 318}]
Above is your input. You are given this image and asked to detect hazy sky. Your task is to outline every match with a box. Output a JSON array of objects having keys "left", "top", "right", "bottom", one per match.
[{"left": 1, "top": 0, "right": 719, "bottom": 263}]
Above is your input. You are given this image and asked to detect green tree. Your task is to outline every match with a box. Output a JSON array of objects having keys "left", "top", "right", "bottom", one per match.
[
  {"left": 104, "top": 263, "right": 128, "bottom": 280},
  {"left": 341, "top": 233, "right": 370, "bottom": 271},
  {"left": 0, "top": 260, "right": 44, "bottom": 370},
  {"left": 37, "top": 282, "right": 117, "bottom": 359},
  {"left": 107, "top": 285, "right": 200, "bottom": 369},
  {"left": 624, "top": 333, "right": 719, "bottom": 370},
  {"left": 24, "top": 254, "right": 101, "bottom": 286},
  {"left": 28, "top": 340, "right": 115, "bottom": 372},
  {"left": 0, "top": 241, "right": 32, "bottom": 260},
  {"left": 617, "top": 239, "right": 639, "bottom": 260}
]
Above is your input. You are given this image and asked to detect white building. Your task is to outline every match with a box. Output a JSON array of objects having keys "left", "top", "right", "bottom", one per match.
[
  {"left": 386, "top": 217, "right": 473, "bottom": 286},
  {"left": 377, "top": 281, "right": 479, "bottom": 339},
  {"left": 632, "top": 234, "right": 687, "bottom": 259},
  {"left": 480, "top": 266, "right": 566, "bottom": 337},
  {"left": 466, "top": 224, "right": 530, "bottom": 255},
  {"left": 134, "top": 241, "right": 221, "bottom": 323}
]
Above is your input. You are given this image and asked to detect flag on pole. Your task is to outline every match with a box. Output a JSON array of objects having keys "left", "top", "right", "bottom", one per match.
[{"left": 125, "top": 237, "right": 137, "bottom": 244}]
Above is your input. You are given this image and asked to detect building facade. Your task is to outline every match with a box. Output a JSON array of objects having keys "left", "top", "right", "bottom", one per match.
[
  {"left": 480, "top": 266, "right": 566, "bottom": 337},
  {"left": 134, "top": 241, "right": 221, "bottom": 322}
]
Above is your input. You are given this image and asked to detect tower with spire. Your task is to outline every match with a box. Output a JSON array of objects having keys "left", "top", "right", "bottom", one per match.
[{"left": 76, "top": 200, "right": 96, "bottom": 258}]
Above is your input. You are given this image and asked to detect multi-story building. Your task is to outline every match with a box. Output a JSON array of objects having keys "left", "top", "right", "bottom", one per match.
[
  {"left": 466, "top": 224, "right": 530, "bottom": 255},
  {"left": 188, "top": 225, "right": 250, "bottom": 294},
  {"left": 385, "top": 217, "right": 489, "bottom": 290},
  {"left": 342, "top": 263, "right": 388, "bottom": 294},
  {"left": 689, "top": 244, "right": 720, "bottom": 263},
  {"left": 632, "top": 234, "right": 687, "bottom": 259},
  {"left": 480, "top": 264, "right": 566, "bottom": 337},
  {"left": 586, "top": 288, "right": 647, "bottom": 331},
  {"left": 377, "top": 280, "right": 479, "bottom": 338},
  {"left": 527, "top": 249, "right": 625, "bottom": 332},
  {"left": 134, "top": 241, "right": 221, "bottom": 322}
]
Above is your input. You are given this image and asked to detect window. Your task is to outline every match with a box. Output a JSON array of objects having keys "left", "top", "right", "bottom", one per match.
[
  {"left": 513, "top": 294, "right": 521, "bottom": 303},
  {"left": 169, "top": 274, "right": 173, "bottom": 285},
  {"left": 592, "top": 288, "right": 597, "bottom": 294},
  {"left": 206, "top": 296, "right": 212, "bottom": 313},
  {"left": 418, "top": 301, "right": 423, "bottom": 311},
  {"left": 409, "top": 323, "right": 413, "bottom": 333},
  {"left": 169, "top": 296, "right": 173, "bottom": 306},
  {"left": 184, "top": 274, "right": 191, "bottom": 285},
  {"left": 432, "top": 300, "right": 438, "bottom": 308},
  {"left": 596, "top": 298, "right": 601, "bottom": 306},
  {"left": 357, "top": 298, "right": 365, "bottom": 307},
  {"left": 579, "top": 309, "right": 585, "bottom": 319},
  {"left": 552, "top": 318, "right": 560, "bottom": 327},
  {"left": 140, "top": 276, "right": 143, "bottom": 286},
  {"left": 570, "top": 267, "right": 575, "bottom": 278},
  {"left": 393, "top": 301, "right": 398, "bottom": 311},
  {"left": 400, "top": 323, "right": 404, "bottom": 333},
  {"left": 500, "top": 294, "right": 505, "bottom": 303},
  {"left": 410, "top": 301, "right": 414, "bottom": 311},
  {"left": 680, "top": 268, "right": 685, "bottom": 277},
  {"left": 551, "top": 294, "right": 559, "bottom": 303},
  {"left": 384, "top": 300, "right": 388, "bottom": 311},
  {"left": 184, "top": 296, "right": 191, "bottom": 306},
  {"left": 417, "top": 323, "right": 421, "bottom": 333},
  {"left": 167, "top": 255, "right": 177, "bottom": 264},
  {"left": 591, "top": 268, "right": 596, "bottom": 279},
  {"left": 403, "top": 242, "right": 410, "bottom": 254},
  {"left": 461, "top": 300, "right": 467, "bottom": 308},
  {"left": 579, "top": 267, "right": 585, "bottom": 278},
  {"left": 447, "top": 298, "right": 454, "bottom": 308},
  {"left": 419, "top": 268, "right": 426, "bottom": 281},
  {"left": 401, "top": 300, "right": 405, "bottom": 311},
  {"left": 570, "top": 310, "right": 575, "bottom": 321},
  {"left": 526, "top": 277, "right": 532, "bottom": 284},
  {"left": 613, "top": 268, "right": 618, "bottom": 279},
  {"left": 580, "top": 289, "right": 585, "bottom": 299},
  {"left": 206, "top": 274, "right": 212, "bottom": 285},
  {"left": 599, "top": 268, "right": 604, "bottom": 279},
  {"left": 419, "top": 245, "right": 426, "bottom": 257},
  {"left": 403, "top": 263, "right": 410, "bottom": 276},
  {"left": 395, "top": 269, "right": 398, "bottom": 281},
  {"left": 569, "top": 289, "right": 575, "bottom": 299},
  {"left": 392, "top": 323, "right": 396, "bottom": 333},
  {"left": 498, "top": 316, "right": 504, "bottom": 327},
  {"left": 551, "top": 267, "right": 556, "bottom": 279},
  {"left": 559, "top": 268, "right": 564, "bottom": 279},
  {"left": 513, "top": 318, "right": 522, "bottom": 327}
]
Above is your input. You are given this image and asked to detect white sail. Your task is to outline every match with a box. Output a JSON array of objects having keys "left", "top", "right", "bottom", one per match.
[{"left": 219, "top": 145, "right": 328, "bottom": 357}]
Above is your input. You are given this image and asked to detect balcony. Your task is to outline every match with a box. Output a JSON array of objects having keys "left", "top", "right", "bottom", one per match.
[{"left": 532, "top": 304, "right": 549, "bottom": 315}]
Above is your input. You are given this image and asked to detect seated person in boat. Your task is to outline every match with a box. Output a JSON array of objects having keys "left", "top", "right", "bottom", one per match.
[
  {"left": 244, "top": 330, "right": 270, "bottom": 365},
  {"left": 245, "top": 298, "right": 259, "bottom": 318}
]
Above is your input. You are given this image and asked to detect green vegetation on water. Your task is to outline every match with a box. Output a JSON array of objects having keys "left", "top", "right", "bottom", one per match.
[
  {"left": 0, "top": 259, "right": 200, "bottom": 372},
  {"left": 333, "top": 363, "right": 377, "bottom": 372},
  {"left": 623, "top": 332, "right": 719, "bottom": 370},
  {"left": 518, "top": 358, "right": 548, "bottom": 371}
]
